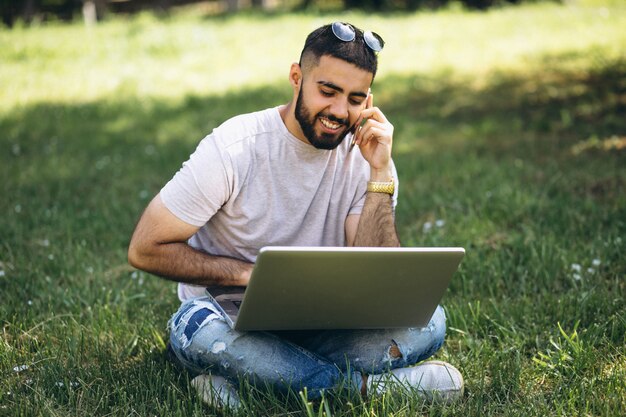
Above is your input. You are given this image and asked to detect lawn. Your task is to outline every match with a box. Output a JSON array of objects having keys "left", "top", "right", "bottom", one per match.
[{"left": 1, "top": 1, "right": 625, "bottom": 416}]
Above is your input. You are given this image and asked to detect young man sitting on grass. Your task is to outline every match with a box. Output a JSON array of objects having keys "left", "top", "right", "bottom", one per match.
[{"left": 128, "top": 22, "right": 463, "bottom": 409}]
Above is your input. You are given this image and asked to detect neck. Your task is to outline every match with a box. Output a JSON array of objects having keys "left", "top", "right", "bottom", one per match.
[{"left": 279, "top": 101, "right": 309, "bottom": 145}]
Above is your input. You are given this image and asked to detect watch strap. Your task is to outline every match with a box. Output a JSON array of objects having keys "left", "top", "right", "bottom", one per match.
[{"left": 367, "top": 178, "right": 394, "bottom": 195}]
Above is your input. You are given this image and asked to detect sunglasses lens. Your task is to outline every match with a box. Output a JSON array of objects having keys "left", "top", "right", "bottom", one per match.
[
  {"left": 364, "top": 31, "right": 384, "bottom": 52},
  {"left": 332, "top": 22, "right": 356, "bottom": 42},
  {"left": 331, "top": 22, "right": 384, "bottom": 53}
]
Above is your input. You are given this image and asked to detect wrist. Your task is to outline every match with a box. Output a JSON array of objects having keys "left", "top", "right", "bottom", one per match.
[
  {"left": 367, "top": 178, "right": 395, "bottom": 195},
  {"left": 369, "top": 167, "right": 392, "bottom": 182}
]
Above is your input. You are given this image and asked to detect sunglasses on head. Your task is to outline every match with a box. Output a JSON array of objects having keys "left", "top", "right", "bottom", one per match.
[{"left": 331, "top": 22, "right": 385, "bottom": 53}]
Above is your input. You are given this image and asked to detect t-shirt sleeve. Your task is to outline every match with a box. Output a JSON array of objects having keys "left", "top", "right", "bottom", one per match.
[
  {"left": 160, "top": 135, "right": 232, "bottom": 227},
  {"left": 348, "top": 159, "right": 399, "bottom": 216}
]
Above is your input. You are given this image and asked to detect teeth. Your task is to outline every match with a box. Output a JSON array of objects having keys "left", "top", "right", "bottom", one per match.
[{"left": 320, "top": 117, "right": 341, "bottom": 130}]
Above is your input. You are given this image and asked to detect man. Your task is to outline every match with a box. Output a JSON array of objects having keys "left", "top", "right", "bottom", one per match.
[{"left": 128, "top": 22, "right": 463, "bottom": 409}]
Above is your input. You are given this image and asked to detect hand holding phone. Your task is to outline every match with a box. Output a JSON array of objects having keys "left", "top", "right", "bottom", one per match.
[
  {"left": 350, "top": 92, "right": 394, "bottom": 179},
  {"left": 349, "top": 91, "right": 373, "bottom": 152}
]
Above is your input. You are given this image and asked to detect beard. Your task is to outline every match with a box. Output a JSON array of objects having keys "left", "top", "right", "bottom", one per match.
[{"left": 295, "top": 88, "right": 352, "bottom": 150}]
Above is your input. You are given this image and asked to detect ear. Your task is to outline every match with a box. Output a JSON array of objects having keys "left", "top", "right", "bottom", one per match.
[{"left": 289, "top": 62, "right": 302, "bottom": 91}]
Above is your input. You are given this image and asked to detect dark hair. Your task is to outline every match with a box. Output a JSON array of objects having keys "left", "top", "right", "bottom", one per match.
[{"left": 299, "top": 23, "right": 379, "bottom": 79}]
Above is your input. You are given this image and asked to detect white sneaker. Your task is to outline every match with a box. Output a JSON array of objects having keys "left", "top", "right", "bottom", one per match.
[
  {"left": 368, "top": 360, "right": 464, "bottom": 403},
  {"left": 191, "top": 374, "right": 242, "bottom": 410}
]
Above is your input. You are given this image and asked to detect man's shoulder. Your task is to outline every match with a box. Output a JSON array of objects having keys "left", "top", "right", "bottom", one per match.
[{"left": 212, "top": 107, "right": 281, "bottom": 147}]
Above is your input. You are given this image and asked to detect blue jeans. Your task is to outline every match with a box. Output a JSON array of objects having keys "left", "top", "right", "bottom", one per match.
[{"left": 168, "top": 297, "right": 446, "bottom": 399}]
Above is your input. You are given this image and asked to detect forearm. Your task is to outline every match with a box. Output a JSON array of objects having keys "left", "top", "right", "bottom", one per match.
[
  {"left": 353, "top": 191, "right": 400, "bottom": 247},
  {"left": 129, "top": 242, "right": 252, "bottom": 287}
]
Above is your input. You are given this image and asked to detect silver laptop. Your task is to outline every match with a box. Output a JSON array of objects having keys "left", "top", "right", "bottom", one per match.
[{"left": 205, "top": 246, "right": 464, "bottom": 331}]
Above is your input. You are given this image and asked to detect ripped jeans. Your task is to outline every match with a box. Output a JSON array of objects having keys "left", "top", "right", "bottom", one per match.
[{"left": 168, "top": 297, "right": 446, "bottom": 399}]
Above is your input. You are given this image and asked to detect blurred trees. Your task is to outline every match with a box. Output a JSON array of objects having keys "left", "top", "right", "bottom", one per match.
[
  {"left": 1, "top": 0, "right": 184, "bottom": 26},
  {"left": 0, "top": 0, "right": 536, "bottom": 27},
  {"left": 2, "top": 0, "right": 73, "bottom": 26}
]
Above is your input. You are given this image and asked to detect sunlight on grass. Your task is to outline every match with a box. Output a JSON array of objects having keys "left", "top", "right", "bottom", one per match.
[
  {"left": 1, "top": 2, "right": 624, "bottom": 416},
  {"left": 1, "top": 3, "right": 624, "bottom": 111}
]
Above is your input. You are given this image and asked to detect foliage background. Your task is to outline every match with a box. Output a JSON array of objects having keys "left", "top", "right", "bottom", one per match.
[{"left": 1, "top": 0, "right": 625, "bottom": 415}]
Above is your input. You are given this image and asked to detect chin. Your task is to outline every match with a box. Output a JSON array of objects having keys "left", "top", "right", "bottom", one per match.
[{"left": 309, "top": 132, "right": 347, "bottom": 150}]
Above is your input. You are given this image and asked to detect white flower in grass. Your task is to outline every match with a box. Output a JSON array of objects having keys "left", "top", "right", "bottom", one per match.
[
  {"left": 55, "top": 382, "right": 64, "bottom": 387},
  {"left": 131, "top": 271, "right": 138, "bottom": 279},
  {"left": 95, "top": 156, "right": 110, "bottom": 170},
  {"left": 14, "top": 204, "right": 22, "bottom": 213},
  {"left": 573, "top": 273, "right": 582, "bottom": 281},
  {"left": 86, "top": 266, "right": 94, "bottom": 274},
  {"left": 435, "top": 219, "right": 445, "bottom": 228},
  {"left": 0, "top": 270, "right": 5, "bottom": 277},
  {"left": 13, "top": 365, "right": 29, "bottom": 372},
  {"left": 423, "top": 222, "right": 432, "bottom": 233},
  {"left": 571, "top": 263, "right": 582, "bottom": 272},
  {"left": 587, "top": 268, "right": 595, "bottom": 274},
  {"left": 48, "top": 254, "right": 54, "bottom": 260},
  {"left": 592, "top": 259, "right": 601, "bottom": 267},
  {"left": 27, "top": 300, "right": 32, "bottom": 306}
]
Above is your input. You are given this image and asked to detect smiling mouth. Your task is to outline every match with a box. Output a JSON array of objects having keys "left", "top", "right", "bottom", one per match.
[{"left": 319, "top": 116, "right": 344, "bottom": 131}]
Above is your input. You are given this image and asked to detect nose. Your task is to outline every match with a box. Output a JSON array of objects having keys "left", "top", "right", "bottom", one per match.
[{"left": 328, "top": 97, "right": 349, "bottom": 121}]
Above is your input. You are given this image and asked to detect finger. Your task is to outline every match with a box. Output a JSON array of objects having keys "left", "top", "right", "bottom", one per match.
[
  {"left": 366, "top": 92, "right": 373, "bottom": 109},
  {"left": 359, "top": 106, "right": 388, "bottom": 124},
  {"left": 355, "top": 121, "right": 372, "bottom": 146},
  {"left": 354, "top": 114, "right": 365, "bottom": 141},
  {"left": 358, "top": 125, "right": 388, "bottom": 148},
  {"left": 359, "top": 117, "right": 385, "bottom": 136},
  {"left": 354, "top": 93, "right": 377, "bottom": 145},
  {"left": 353, "top": 117, "right": 364, "bottom": 144},
  {"left": 354, "top": 110, "right": 369, "bottom": 144},
  {"left": 356, "top": 95, "right": 373, "bottom": 131},
  {"left": 356, "top": 118, "right": 384, "bottom": 146}
]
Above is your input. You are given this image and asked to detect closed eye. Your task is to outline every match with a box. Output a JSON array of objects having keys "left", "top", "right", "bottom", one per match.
[{"left": 350, "top": 98, "right": 365, "bottom": 106}]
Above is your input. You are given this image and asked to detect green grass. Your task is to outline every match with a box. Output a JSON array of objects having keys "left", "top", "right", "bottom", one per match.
[{"left": 1, "top": 1, "right": 625, "bottom": 416}]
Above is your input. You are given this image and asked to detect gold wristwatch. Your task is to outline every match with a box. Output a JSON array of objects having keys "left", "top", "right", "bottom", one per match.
[{"left": 367, "top": 178, "right": 394, "bottom": 195}]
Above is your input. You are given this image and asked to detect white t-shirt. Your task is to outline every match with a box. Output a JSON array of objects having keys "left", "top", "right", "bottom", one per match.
[{"left": 161, "top": 107, "right": 398, "bottom": 301}]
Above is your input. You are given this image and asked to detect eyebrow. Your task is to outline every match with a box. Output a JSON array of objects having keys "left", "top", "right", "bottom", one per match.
[{"left": 317, "top": 81, "right": 368, "bottom": 99}]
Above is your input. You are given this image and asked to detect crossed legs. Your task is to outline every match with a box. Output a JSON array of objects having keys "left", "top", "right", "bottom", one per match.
[{"left": 168, "top": 297, "right": 447, "bottom": 399}]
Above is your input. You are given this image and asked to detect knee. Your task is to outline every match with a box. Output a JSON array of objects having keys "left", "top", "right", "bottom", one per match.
[
  {"left": 430, "top": 305, "right": 447, "bottom": 341},
  {"left": 168, "top": 298, "right": 235, "bottom": 374},
  {"left": 342, "top": 307, "right": 447, "bottom": 374},
  {"left": 169, "top": 297, "right": 230, "bottom": 352},
  {"left": 386, "top": 306, "right": 447, "bottom": 368},
  {"left": 428, "top": 305, "right": 446, "bottom": 336}
]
